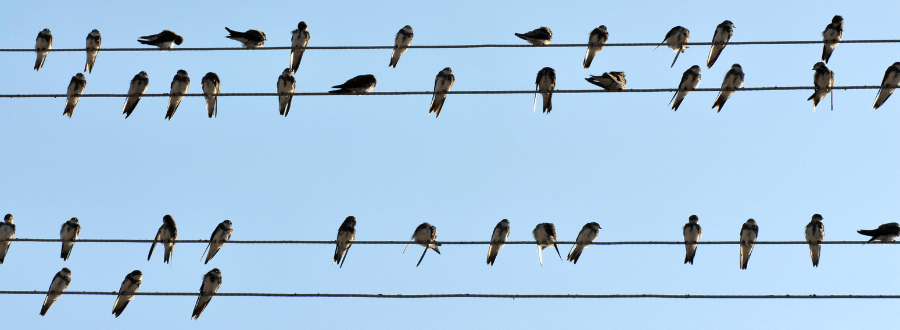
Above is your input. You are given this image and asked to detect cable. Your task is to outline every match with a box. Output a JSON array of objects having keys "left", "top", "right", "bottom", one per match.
[
  {"left": 0, "top": 291, "right": 897, "bottom": 298},
  {"left": 8, "top": 238, "right": 896, "bottom": 245}
]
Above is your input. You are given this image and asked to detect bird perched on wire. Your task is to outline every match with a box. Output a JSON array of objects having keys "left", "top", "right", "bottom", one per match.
[
  {"left": 515, "top": 26, "right": 552, "bottom": 45},
  {"left": 40, "top": 268, "right": 71, "bottom": 316},
  {"left": 333, "top": 216, "right": 357, "bottom": 267},
  {"left": 532, "top": 223, "right": 561, "bottom": 266},
  {"left": 670, "top": 65, "right": 701, "bottom": 111},
  {"left": 277, "top": 68, "right": 296, "bottom": 117},
  {"left": 192, "top": 268, "right": 222, "bottom": 320},
  {"left": 64, "top": 73, "right": 87, "bottom": 118},
  {"left": 857, "top": 222, "right": 900, "bottom": 243},
  {"left": 805, "top": 214, "right": 824, "bottom": 267},
  {"left": 712, "top": 64, "right": 744, "bottom": 113},
  {"left": 59, "top": 217, "right": 81, "bottom": 261},
  {"left": 166, "top": 70, "right": 190, "bottom": 120},
  {"left": 654, "top": 26, "right": 689, "bottom": 68},
  {"left": 808, "top": 62, "right": 834, "bottom": 111},
  {"left": 683, "top": 215, "right": 702, "bottom": 265},
  {"left": 389, "top": 25, "right": 414, "bottom": 68},
  {"left": 535, "top": 67, "right": 556, "bottom": 113},
  {"left": 872, "top": 62, "right": 900, "bottom": 109},
  {"left": 112, "top": 270, "right": 142, "bottom": 318},
  {"left": 583, "top": 26, "right": 608, "bottom": 69},
  {"left": 404, "top": 222, "right": 440, "bottom": 267},
  {"left": 486, "top": 219, "right": 510, "bottom": 266},
  {"left": 148, "top": 214, "right": 177, "bottom": 263},
  {"left": 567, "top": 222, "right": 601, "bottom": 264},
  {"left": 821, "top": 15, "right": 843, "bottom": 64},
  {"left": 585, "top": 71, "right": 626, "bottom": 91},
  {"left": 84, "top": 29, "right": 101, "bottom": 73},
  {"left": 0, "top": 214, "right": 16, "bottom": 264},
  {"left": 739, "top": 219, "right": 758, "bottom": 270},
  {"left": 201, "top": 72, "right": 221, "bottom": 118},
  {"left": 290, "top": 21, "right": 310, "bottom": 73},
  {"left": 34, "top": 28, "right": 53, "bottom": 71},
  {"left": 329, "top": 74, "right": 377, "bottom": 95},
  {"left": 225, "top": 27, "right": 266, "bottom": 48},
  {"left": 122, "top": 71, "right": 149, "bottom": 119},
  {"left": 137, "top": 30, "right": 183, "bottom": 50},
  {"left": 430, "top": 67, "right": 455, "bottom": 118},
  {"left": 707, "top": 21, "right": 734, "bottom": 69},
  {"left": 202, "top": 220, "right": 233, "bottom": 264}
]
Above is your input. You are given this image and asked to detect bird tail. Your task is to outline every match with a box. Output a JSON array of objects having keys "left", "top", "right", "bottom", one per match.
[
  {"left": 740, "top": 244, "right": 751, "bottom": 270},
  {"left": 34, "top": 54, "right": 46, "bottom": 71},
  {"left": 487, "top": 245, "right": 499, "bottom": 266},
  {"left": 64, "top": 102, "right": 76, "bottom": 118},
  {"left": 339, "top": 244, "right": 351, "bottom": 268},
  {"left": 712, "top": 93, "right": 727, "bottom": 113},
  {"left": 567, "top": 244, "right": 585, "bottom": 264},
  {"left": 672, "top": 94, "right": 685, "bottom": 111},
  {"left": 553, "top": 244, "right": 562, "bottom": 260},
  {"left": 857, "top": 229, "right": 880, "bottom": 243},
  {"left": 822, "top": 44, "right": 833, "bottom": 64},
  {"left": 684, "top": 243, "right": 697, "bottom": 264},
  {"left": 583, "top": 49, "right": 596, "bottom": 69},
  {"left": 416, "top": 247, "right": 428, "bottom": 267},
  {"left": 333, "top": 244, "right": 343, "bottom": 265},
  {"left": 206, "top": 96, "right": 217, "bottom": 118},
  {"left": 809, "top": 243, "right": 820, "bottom": 267},
  {"left": 430, "top": 94, "right": 445, "bottom": 118},
  {"left": 670, "top": 51, "right": 680, "bottom": 68},
  {"left": 706, "top": 45, "right": 723, "bottom": 69},
  {"left": 542, "top": 93, "right": 552, "bottom": 114},
  {"left": 40, "top": 294, "right": 58, "bottom": 316}
]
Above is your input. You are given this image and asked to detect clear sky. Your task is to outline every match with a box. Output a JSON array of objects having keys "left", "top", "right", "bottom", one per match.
[{"left": 1, "top": 0, "right": 899, "bottom": 328}]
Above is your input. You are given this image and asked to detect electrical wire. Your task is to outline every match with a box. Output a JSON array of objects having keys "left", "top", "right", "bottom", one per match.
[
  {"left": 8, "top": 238, "right": 896, "bottom": 245},
  {"left": 0, "top": 291, "right": 897, "bottom": 298}
]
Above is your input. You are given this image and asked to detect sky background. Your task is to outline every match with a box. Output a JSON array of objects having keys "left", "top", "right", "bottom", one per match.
[{"left": 1, "top": 0, "right": 899, "bottom": 328}]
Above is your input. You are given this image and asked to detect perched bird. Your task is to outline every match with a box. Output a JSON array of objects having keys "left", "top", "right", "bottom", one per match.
[
  {"left": 683, "top": 215, "right": 702, "bottom": 265},
  {"left": 567, "top": 222, "right": 601, "bottom": 264},
  {"left": 202, "top": 220, "right": 233, "bottom": 264},
  {"left": 857, "top": 222, "right": 900, "bottom": 243},
  {"left": 429, "top": 67, "right": 455, "bottom": 118},
  {"left": 329, "top": 74, "right": 377, "bottom": 94},
  {"left": 166, "top": 70, "right": 190, "bottom": 120},
  {"left": 872, "top": 62, "right": 900, "bottom": 109},
  {"left": 63, "top": 73, "right": 87, "bottom": 118},
  {"left": 290, "top": 21, "right": 310, "bottom": 73},
  {"left": 112, "top": 270, "right": 142, "bottom": 318},
  {"left": 532, "top": 223, "right": 561, "bottom": 266},
  {"left": 585, "top": 71, "right": 626, "bottom": 91},
  {"left": 808, "top": 62, "right": 835, "bottom": 111},
  {"left": 535, "top": 67, "right": 556, "bottom": 113},
  {"left": 739, "top": 219, "right": 758, "bottom": 270},
  {"left": 201, "top": 72, "right": 221, "bottom": 118},
  {"left": 403, "top": 222, "right": 440, "bottom": 267},
  {"left": 805, "top": 214, "right": 825, "bottom": 267},
  {"left": 712, "top": 64, "right": 745, "bottom": 112},
  {"left": 707, "top": 21, "right": 734, "bottom": 69},
  {"left": 389, "top": 25, "right": 414, "bottom": 68},
  {"left": 84, "top": 29, "right": 101, "bottom": 73},
  {"left": 192, "top": 268, "right": 222, "bottom": 320},
  {"left": 225, "top": 28, "right": 266, "bottom": 48},
  {"left": 59, "top": 217, "right": 81, "bottom": 261},
  {"left": 137, "top": 30, "right": 183, "bottom": 50},
  {"left": 670, "top": 65, "right": 701, "bottom": 111},
  {"left": 515, "top": 27, "right": 552, "bottom": 46},
  {"left": 583, "top": 26, "right": 609, "bottom": 69},
  {"left": 333, "top": 216, "right": 357, "bottom": 267},
  {"left": 34, "top": 29, "right": 53, "bottom": 71},
  {"left": 40, "top": 268, "right": 72, "bottom": 316},
  {"left": 122, "top": 71, "right": 149, "bottom": 119},
  {"left": 0, "top": 214, "right": 16, "bottom": 264},
  {"left": 148, "top": 214, "right": 178, "bottom": 263},
  {"left": 654, "top": 26, "right": 689, "bottom": 68},
  {"left": 486, "top": 219, "right": 510, "bottom": 266},
  {"left": 821, "top": 15, "right": 843, "bottom": 64},
  {"left": 277, "top": 68, "right": 296, "bottom": 116}
]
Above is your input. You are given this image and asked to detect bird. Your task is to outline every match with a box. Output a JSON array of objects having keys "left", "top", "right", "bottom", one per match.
[
  {"left": 84, "top": 29, "right": 101, "bottom": 73},
  {"left": 63, "top": 73, "right": 87, "bottom": 118},
  {"left": 40, "top": 268, "right": 71, "bottom": 316},
  {"left": 34, "top": 28, "right": 53, "bottom": 71},
  {"left": 808, "top": 62, "right": 835, "bottom": 111},
  {"left": 567, "top": 222, "right": 601, "bottom": 264},
  {"left": 857, "top": 222, "right": 900, "bottom": 243},
  {"left": 0, "top": 214, "right": 15, "bottom": 264},
  {"left": 403, "top": 222, "right": 440, "bottom": 267},
  {"left": 532, "top": 223, "right": 561, "bottom": 266},
  {"left": 122, "top": 71, "right": 149, "bottom": 119},
  {"left": 112, "top": 270, "right": 142, "bottom": 318},
  {"left": 137, "top": 30, "right": 183, "bottom": 50},
  {"left": 192, "top": 268, "right": 222, "bottom": 320},
  {"left": 166, "top": 70, "right": 190, "bottom": 120},
  {"left": 430, "top": 67, "right": 455, "bottom": 118},
  {"left": 201, "top": 72, "right": 221, "bottom": 118},
  {"left": 683, "top": 215, "right": 702, "bottom": 265},
  {"left": 515, "top": 27, "right": 552, "bottom": 46},
  {"left": 290, "top": 21, "right": 310, "bottom": 73},
  {"left": 670, "top": 65, "right": 701, "bottom": 111},
  {"left": 585, "top": 71, "right": 626, "bottom": 91},
  {"left": 739, "top": 219, "right": 758, "bottom": 270},
  {"left": 535, "top": 67, "right": 556, "bottom": 113},
  {"left": 583, "top": 26, "right": 608, "bottom": 68},
  {"left": 277, "top": 68, "right": 296, "bottom": 116},
  {"left": 333, "top": 216, "right": 357, "bottom": 267},
  {"left": 486, "top": 219, "right": 510, "bottom": 266},
  {"left": 202, "top": 220, "right": 232, "bottom": 264},
  {"left": 872, "top": 62, "right": 900, "bottom": 109},
  {"left": 148, "top": 214, "right": 178, "bottom": 263},
  {"left": 707, "top": 21, "right": 734, "bottom": 69},
  {"left": 389, "top": 25, "right": 414, "bottom": 68},
  {"left": 225, "top": 27, "right": 266, "bottom": 48},
  {"left": 654, "top": 26, "right": 689, "bottom": 68},
  {"left": 712, "top": 64, "right": 744, "bottom": 112},
  {"left": 329, "top": 74, "right": 377, "bottom": 94},
  {"left": 805, "top": 214, "right": 824, "bottom": 267},
  {"left": 822, "top": 15, "right": 843, "bottom": 64},
  {"left": 59, "top": 217, "right": 81, "bottom": 261}
]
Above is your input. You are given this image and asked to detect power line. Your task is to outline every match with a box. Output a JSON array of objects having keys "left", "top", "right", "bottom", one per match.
[
  {"left": 8, "top": 238, "right": 896, "bottom": 245},
  {"left": 0, "top": 291, "right": 897, "bottom": 299}
]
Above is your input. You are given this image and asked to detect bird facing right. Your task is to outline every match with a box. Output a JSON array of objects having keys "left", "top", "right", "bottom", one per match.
[
  {"left": 202, "top": 220, "right": 233, "bottom": 264},
  {"left": 583, "top": 25, "right": 608, "bottom": 68},
  {"left": 670, "top": 65, "right": 701, "bottom": 111},
  {"left": 34, "top": 29, "right": 53, "bottom": 71},
  {"left": 290, "top": 21, "right": 310, "bottom": 73},
  {"left": 404, "top": 222, "right": 440, "bottom": 267},
  {"left": 84, "top": 29, "right": 101, "bottom": 73},
  {"left": 148, "top": 214, "right": 178, "bottom": 263},
  {"left": 707, "top": 20, "right": 734, "bottom": 69},
  {"left": 192, "top": 268, "right": 222, "bottom": 319},
  {"left": 739, "top": 219, "right": 758, "bottom": 270},
  {"left": 712, "top": 64, "right": 744, "bottom": 113},
  {"left": 59, "top": 217, "right": 81, "bottom": 261},
  {"left": 872, "top": 62, "right": 900, "bottom": 109},
  {"left": 430, "top": 67, "right": 455, "bottom": 118},
  {"left": 567, "top": 222, "right": 601, "bottom": 264},
  {"left": 40, "top": 268, "right": 72, "bottom": 316},
  {"left": 166, "top": 70, "right": 191, "bottom": 120},
  {"left": 333, "top": 216, "right": 357, "bottom": 267},
  {"left": 0, "top": 214, "right": 16, "bottom": 264},
  {"left": 389, "top": 25, "right": 414, "bottom": 68},
  {"left": 487, "top": 219, "right": 510, "bottom": 266},
  {"left": 515, "top": 26, "right": 552, "bottom": 46},
  {"left": 122, "top": 71, "right": 149, "bottom": 119},
  {"left": 655, "top": 26, "right": 689, "bottom": 68},
  {"left": 112, "top": 270, "right": 142, "bottom": 318},
  {"left": 64, "top": 73, "right": 87, "bottom": 118},
  {"left": 821, "top": 15, "right": 843, "bottom": 64}
]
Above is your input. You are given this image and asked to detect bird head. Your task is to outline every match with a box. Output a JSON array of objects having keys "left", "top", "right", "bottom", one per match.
[
  {"left": 298, "top": 21, "right": 308, "bottom": 30},
  {"left": 812, "top": 214, "right": 823, "bottom": 221},
  {"left": 689, "top": 215, "right": 699, "bottom": 223},
  {"left": 3, "top": 214, "right": 12, "bottom": 222}
]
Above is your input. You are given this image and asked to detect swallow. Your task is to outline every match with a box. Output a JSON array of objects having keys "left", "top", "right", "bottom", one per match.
[
  {"left": 707, "top": 21, "right": 734, "bottom": 69},
  {"left": 290, "top": 21, "right": 310, "bottom": 73},
  {"left": 583, "top": 26, "right": 608, "bottom": 68},
  {"left": 84, "top": 29, "right": 101, "bottom": 73},
  {"left": 567, "top": 222, "right": 601, "bottom": 264},
  {"left": 430, "top": 67, "right": 455, "bottom": 118},
  {"left": 670, "top": 65, "right": 701, "bottom": 111},
  {"left": 122, "top": 71, "right": 149, "bottom": 119},
  {"left": 532, "top": 223, "right": 561, "bottom": 266},
  {"left": 148, "top": 214, "right": 178, "bottom": 263},
  {"left": 166, "top": 70, "right": 190, "bottom": 120},
  {"left": 112, "top": 270, "right": 142, "bottom": 318},
  {"left": 403, "top": 222, "right": 440, "bottom": 267},
  {"left": 137, "top": 30, "right": 183, "bottom": 50},
  {"left": 808, "top": 62, "right": 835, "bottom": 111},
  {"left": 486, "top": 219, "right": 510, "bottom": 266},
  {"left": 225, "top": 27, "right": 266, "bottom": 48},
  {"left": 585, "top": 71, "right": 626, "bottom": 91},
  {"left": 333, "top": 216, "right": 357, "bottom": 267},
  {"left": 34, "top": 28, "right": 53, "bottom": 71},
  {"left": 872, "top": 62, "right": 900, "bottom": 109},
  {"left": 739, "top": 218, "right": 758, "bottom": 270},
  {"left": 201, "top": 72, "right": 221, "bottom": 118},
  {"left": 389, "top": 25, "right": 414, "bottom": 68},
  {"left": 192, "top": 268, "right": 222, "bottom": 320},
  {"left": 683, "top": 215, "right": 702, "bottom": 265},
  {"left": 40, "top": 268, "right": 71, "bottom": 316},
  {"left": 857, "top": 222, "right": 900, "bottom": 243},
  {"left": 202, "top": 220, "right": 232, "bottom": 264},
  {"left": 535, "top": 67, "right": 556, "bottom": 113},
  {"left": 805, "top": 214, "right": 824, "bottom": 267},
  {"left": 63, "top": 73, "right": 87, "bottom": 118},
  {"left": 712, "top": 64, "right": 744, "bottom": 112},
  {"left": 654, "top": 26, "right": 689, "bottom": 68},
  {"left": 277, "top": 68, "right": 296, "bottom": 116},
  {"left": 0, "top": 214, "right": 15, "bottom": 264},
  {"left": 59, "top": 217, "right": 81, "bottom": 261},
  {"left": 329, "top": 74, "right": 377, "bottom": 95},
  {"left": 515, "top": 26, "right": 552, "bottom": 46},
  {"left": 821, "top": 15, "right": 843, "bottom": 64}
]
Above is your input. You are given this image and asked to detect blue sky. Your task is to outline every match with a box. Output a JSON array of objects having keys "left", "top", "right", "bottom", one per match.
[{"left": 1, "top": 0, "right": 899, "bottom": 328}]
